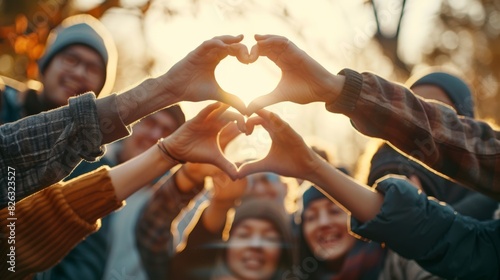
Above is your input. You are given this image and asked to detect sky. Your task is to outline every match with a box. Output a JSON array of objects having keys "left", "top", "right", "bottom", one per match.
[{"left": 75, "top": 0, "right": 441, "bottom": 169}]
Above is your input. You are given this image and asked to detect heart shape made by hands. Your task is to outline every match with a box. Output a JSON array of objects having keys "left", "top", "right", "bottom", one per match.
[
  {"left": 223, "top": 124, "right": 272, "bottom": 167},
  {"left": 215, "top": 56, "right": 281, "bottom": 106}
]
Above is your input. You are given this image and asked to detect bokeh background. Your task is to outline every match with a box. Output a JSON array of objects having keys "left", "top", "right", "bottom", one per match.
[{"left": 1, "top": 0, "right": 499, "bottom": 171}]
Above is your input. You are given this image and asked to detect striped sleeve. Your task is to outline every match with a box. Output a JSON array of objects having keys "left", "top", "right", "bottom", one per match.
[{"left": 0, "top": 166, "right": 123, "bottom": 280}]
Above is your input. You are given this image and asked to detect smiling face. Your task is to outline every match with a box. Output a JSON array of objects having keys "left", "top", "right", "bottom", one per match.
[
  {"left": 226, "top": 218, "right": 282, "bottom": 280},
  {"left": 118, "top": 110, "right": 180, "bottom": 162},
  {"left": 40, "top": 44, "right": 106, "bottom": 108},
  {"left": 302, "top": 198, "right": 356, "bottom": 262}
]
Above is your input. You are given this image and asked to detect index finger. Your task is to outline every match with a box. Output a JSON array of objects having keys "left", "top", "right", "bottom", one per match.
[{"left": 246, "top": 93, "right": 282, "bottom": 116}]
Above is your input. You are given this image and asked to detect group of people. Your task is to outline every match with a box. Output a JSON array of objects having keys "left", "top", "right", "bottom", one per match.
[{"left": 1, "top": 13, "right": 499, "bottom": 280}]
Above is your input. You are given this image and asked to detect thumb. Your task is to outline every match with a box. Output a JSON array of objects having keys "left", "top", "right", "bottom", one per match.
[
  {"left": 246, "top": 93, "right": 281, "bottom": 116},
  {"left": 236, "top": 159, "right": 269, "bottom": 179},
  {"left": 212, "top": 153, "right": 239, "bottom": 181}
]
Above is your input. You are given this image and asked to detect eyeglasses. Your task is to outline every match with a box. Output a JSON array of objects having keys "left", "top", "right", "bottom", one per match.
[{"left": 56, "top": 51, "right": 105, "bottom": 79}]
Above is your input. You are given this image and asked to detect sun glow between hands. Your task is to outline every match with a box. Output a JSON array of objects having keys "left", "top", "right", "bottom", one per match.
[{"left": 215, "top": 55, "right": 281, "bottom": 106}]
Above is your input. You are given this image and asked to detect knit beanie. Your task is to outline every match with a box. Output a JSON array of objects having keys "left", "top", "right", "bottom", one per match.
[
  {"left": 38, "top": 14, "right": 117, "bottom": 97},
  {"left": 229, "top": 198, "right": 295, "bottom": 277},
  {"left": 407, "top": 72, "right": 475, "bottom": 118},
  {"left": 302, "top": 186, "right": 327, "bottom": 211},
  {"left": 232, "top": 198, "right": 291, "bottom": 241}
]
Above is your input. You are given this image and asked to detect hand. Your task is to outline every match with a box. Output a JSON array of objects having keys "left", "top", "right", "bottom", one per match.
[
  {"left": 211, "top": 169, "right": 247, "bottom": 206},
  {"left": 246, "top": 34, "right": 342, "bottom": 115},
  {"left": 163, "top": 102, "right": 245, "bottom": 179},
  {"left": 237, "top": 109, "right": 323, "bottom": 181},
  {"left": 175, "top": 121, "right": 243, "bottom": 192},
  {"left": 160, "top": 35, "right": 252, "bottom": 115}
]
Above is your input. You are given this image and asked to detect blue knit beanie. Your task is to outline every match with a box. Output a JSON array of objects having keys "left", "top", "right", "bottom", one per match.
[
  {"left": 38, "top": 14, "right": 117, "bottom": 97},
  {"left": 302, "top": 186, "right": 327, "bottom": 211},
  {"left": 408, "top": 72, "right": 475, "bottom": 118},
  {"left": 302, "top": 167, "right": 349, "bottom": 210}
]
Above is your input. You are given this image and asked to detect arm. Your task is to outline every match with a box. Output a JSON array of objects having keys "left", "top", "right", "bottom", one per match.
[
  {"left": 245, "top": 35, "right": 500, "bottom": 200},
  {"left": 135, "top": 123, "right": 242, "bottom": 279},
  {"left": 238, "top": 110, "right": 500, "bottom": 279},
  {"left": 0, "top": 102, "right": 244, "bottom": 279},
  {"left": 0, "top": 35, "right": 249, "bottom": 207},
  {"left": 328, "top": 69, "right": 500, "bottom": 200}
]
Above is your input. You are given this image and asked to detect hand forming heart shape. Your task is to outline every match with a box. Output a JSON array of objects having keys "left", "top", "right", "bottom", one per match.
[
  {"left": 215, "top": 56, "right": 281, "bottom": 107},
  {"left": 162, "top": 102, "right": 322, "bottom": 182},
  {"left": 164, "top": 34, "right": 335, "bottom": 180},
  {"left": 210, "top": 34, "right": 337, "bottom": 116}
]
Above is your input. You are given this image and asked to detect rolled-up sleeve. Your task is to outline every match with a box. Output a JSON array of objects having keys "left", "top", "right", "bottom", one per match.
[{"left": 0, "top": 93, "right": 103, "bottom": 206}]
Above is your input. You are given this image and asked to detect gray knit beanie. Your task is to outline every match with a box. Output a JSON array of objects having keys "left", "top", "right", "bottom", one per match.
[{"left": 38, "top": 14, "right": 117, "bottom": 97}]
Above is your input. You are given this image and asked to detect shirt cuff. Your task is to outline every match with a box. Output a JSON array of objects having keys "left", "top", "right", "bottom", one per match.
[
  {"left": 61, "top": 166, "right": 124, "bottom": 224},
  {"left": 325, "top": 68, "right": 363, "bottom": 113},
  {"left": 96, "top": 93, "right": 132, "bottom": 145}
]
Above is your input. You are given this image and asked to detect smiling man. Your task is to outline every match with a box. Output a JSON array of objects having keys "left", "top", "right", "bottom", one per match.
[{"left": 1, "top": 14, "right": 116, "bottom": 122}]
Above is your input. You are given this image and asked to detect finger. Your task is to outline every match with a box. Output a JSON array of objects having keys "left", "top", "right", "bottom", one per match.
[
  {"left": 218, "top": 111, "right": 246, "bottom": 133},
  {"left": 254, "top": 34, "right": 285, "bottom": 42},
  {"left": 217, "top": 91, "right": 248, "bottom": 116},
  {"left": 254, "top": 35, "right": 290, "bottom": 61},
  {"left": 246, "top": 93, "right": 282, "bottom": 116},
  {"left": 205, "top": 103, "right": 230, "bottom": 122},
  {"left": 248, "top": 44, "right": 259, "bottom": 63},
  {"left": 219, "top": 122, "right": 242, "bottom": 150},
  {"left": 212, "top": 155, "right": 239, "bottom": 181},
  {"left": 227, "top": 43, "right": 251, "bottom": 64},
  {"left": 256, "top": 109, "right": 292, "bottom": 135},
  {"left": 212, "top": 34, "right": 244, "bottom": 44},
  {"left": 236, "top": 159, "right": 270, "bottom": 179},
  {"left": 197, "top": 35, "right": 244, "bottom": 60},
  {"left": 244, "top": 116, "right": 264, "bottom": 135},
  {"left": 192, "top": 102, "right": 223, "bottom": 121}
]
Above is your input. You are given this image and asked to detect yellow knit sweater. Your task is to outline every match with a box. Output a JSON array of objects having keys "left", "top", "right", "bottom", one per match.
[{"left": 0, "top": 167, "right": 123, "bottom": 280}]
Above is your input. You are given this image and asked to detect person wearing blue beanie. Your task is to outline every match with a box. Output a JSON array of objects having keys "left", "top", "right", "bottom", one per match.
[
  {"left": 1, "top": 14, "right": 117, "bottom": 123},
  {"left": 36, "top": 14, "right": 117, "bottom": 109},
  {"left": 405, "top": 71, "right": 475, "bottom": 118}
]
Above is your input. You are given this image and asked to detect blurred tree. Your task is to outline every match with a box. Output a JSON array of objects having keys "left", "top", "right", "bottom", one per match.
[
  {"left": 0, "top": 0, "right": 150, "bottom": 81},
  {"left": 366, "top": 0, "right": 500, "bottom": 124},
  {"left": 421, "top": 0, "right": 500, "bottom": 123}
]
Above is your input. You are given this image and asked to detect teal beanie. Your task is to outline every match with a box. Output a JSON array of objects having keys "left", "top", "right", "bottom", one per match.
[{"left": 409, "top": 72, "right": 475, "bottom": 118}]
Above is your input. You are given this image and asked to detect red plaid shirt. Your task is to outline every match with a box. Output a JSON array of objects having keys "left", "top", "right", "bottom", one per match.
[{"left": 328, "top": 69, "right": 500, "bottom": 200}]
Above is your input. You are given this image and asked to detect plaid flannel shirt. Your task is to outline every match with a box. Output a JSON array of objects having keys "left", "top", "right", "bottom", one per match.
[
  {"left": 329, "top": 69, "right": 500, "bottom": 201},
  {"left": 0, "top": 93, "right": 104, "bottom": 207},
  {"left": 135, "top": 171, "right": 205, "bottom": 280}
]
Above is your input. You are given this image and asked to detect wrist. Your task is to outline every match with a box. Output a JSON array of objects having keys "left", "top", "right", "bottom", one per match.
[
  {"left": 325, "top": 69, "right": 362, "bottom": 113},
  {"left": 158, "top": 138, "right": 185, "bottom": 164},
  {"left": 116, "top": 77, "right": 178, "bottom": 126}
]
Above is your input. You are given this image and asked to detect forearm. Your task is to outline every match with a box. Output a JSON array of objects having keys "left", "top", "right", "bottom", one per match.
[
  {"left": 115, "top": 77, "right": 180, "bottom": 127},
  {"left": 328, "top": 69, "right": 500, "bottom": 200},
  {"left": 307, "top": 159, "right": 384, "bottom": 223},
  {"left": 109, "top": 142, "right": 177, "bottom": 201}
]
